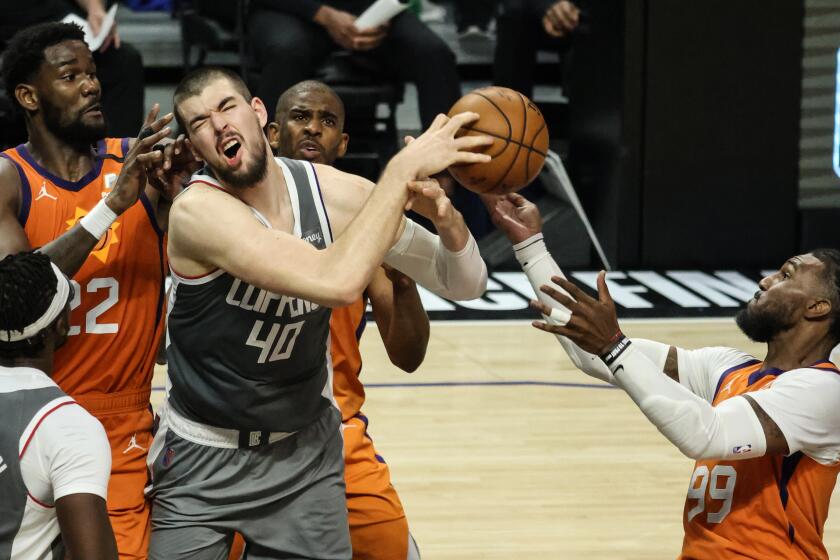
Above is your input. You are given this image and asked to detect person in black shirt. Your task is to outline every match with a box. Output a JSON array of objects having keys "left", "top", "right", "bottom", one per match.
[{"left": 247, "top": 0, "right": 461, "bottom": 131}]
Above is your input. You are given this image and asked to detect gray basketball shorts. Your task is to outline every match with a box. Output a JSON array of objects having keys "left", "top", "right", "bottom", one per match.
[{"left": 146, "top": 404, "right": 350, "bottom": 560}]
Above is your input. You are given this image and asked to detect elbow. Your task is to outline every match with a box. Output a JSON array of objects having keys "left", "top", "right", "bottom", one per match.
[
  {"left": 328, "top": 284, "right": 363, "bottom": 308},
  {"left": 444, "top": 264, "right": 488, "bottom": 301},
  {"left": 386, "top": 336, "right": 429, "bottom": 373}
]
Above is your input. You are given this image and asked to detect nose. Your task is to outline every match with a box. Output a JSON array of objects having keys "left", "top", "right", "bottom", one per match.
[
  {"left": 304, "top": 119, "right": 322, "bottom": 136},
  {"left": 758, "top": 274, "right": 774, "bottom": 291},
  {"left": 81, "top": 74, "right": 100, "bottom": 97},
  {"left": 209, "top": 111, "right": 227, "bottom": 132}
]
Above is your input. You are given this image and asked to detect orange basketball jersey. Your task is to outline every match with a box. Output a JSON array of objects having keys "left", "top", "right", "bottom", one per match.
[
  {"left": 331, "top": 297, "right": 368, "bottom": 421},
  {"left": 1, "top": 139, "right": 166, "bottom": 400},
  {"left": 680, "top": 360, "right": 840, "bottom": 560}
]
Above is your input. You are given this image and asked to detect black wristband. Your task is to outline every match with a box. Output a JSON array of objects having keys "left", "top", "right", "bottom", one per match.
[{"left": 600, "top": 335, "right": 631, "bottom": 367}]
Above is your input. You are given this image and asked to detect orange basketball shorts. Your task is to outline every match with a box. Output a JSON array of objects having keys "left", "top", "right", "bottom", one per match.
[
  {"left": 78, "top": 389, "right": 154, "bottom": 560},
  {"left": 343, "top": 413, "right": 409, "bottom": 560}
]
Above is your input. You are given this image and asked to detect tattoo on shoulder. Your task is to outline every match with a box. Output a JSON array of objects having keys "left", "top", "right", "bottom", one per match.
[{"left": 743, "top": 394, "right": 790, "bottom": 455}]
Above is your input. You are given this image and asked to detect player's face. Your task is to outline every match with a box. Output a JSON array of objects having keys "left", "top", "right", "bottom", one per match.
[
  {"left": 33, "top": 40, "right": 105, "bottom": 145},
  {"left": 179, "top": 78, "right": 269, "bottom": 189},
  {"left": 736, "top": 253, "right": 826, "bottom": 342},
  {"left": 272, "top": 91, "right": 348, "bottom": 165}
]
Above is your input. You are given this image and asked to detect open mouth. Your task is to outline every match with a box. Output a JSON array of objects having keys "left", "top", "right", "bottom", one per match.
[
  {"left": 221, "top": 138, "right": 242, "bottom": 165},
  {"left": 298, "top": 141, "right": 322, "bottom": 159}
]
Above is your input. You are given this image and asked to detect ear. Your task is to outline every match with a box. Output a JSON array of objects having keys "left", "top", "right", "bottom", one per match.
[
  {"left": 805, "top": 297, "right": 833, "bottom": 321},
  {"left": 251, "top": 96, "right": 268, "bottom": 129},
  {"left": 266, "top": 122, "right": 281, "bottom": 151},
  {"left": 337, "top": 132, "right": 349, "bottom": 159},
  {"left": 15, "top": 83, "right": 38, "bottom": 113}
]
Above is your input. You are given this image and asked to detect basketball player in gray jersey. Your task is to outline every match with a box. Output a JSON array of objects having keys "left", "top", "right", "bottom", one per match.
[
  {"left": 0, "top": 252, "right": 116, "bottom": 559},
  {"left": 147, "top": 67, "right": 491, "bottom": 559}
]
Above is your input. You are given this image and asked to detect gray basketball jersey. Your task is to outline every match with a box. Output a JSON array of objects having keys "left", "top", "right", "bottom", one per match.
[
  {"left": 167, "top": 158, "right": 335, "bottom": 432},
  {"left": 0, "top": 382, "right": 66, "bottom": 558}
]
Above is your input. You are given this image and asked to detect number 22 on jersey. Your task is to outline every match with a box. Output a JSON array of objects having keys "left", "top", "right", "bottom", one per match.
[{"left": 67, "top": 277, "right": 120, "bottom": 335}]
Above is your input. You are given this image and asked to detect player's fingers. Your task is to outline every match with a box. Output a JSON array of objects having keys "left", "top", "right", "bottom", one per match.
[
  {"left": 137, "top": 127, "right": 172, "bottom": 152},
  {"left": 452, "top": 151, "right": 492, "bottom": 165},
  {"left": 539, "top": 284, "right": 577, "bottom": 310},
  {"left": 507, "top": 192, "right": 528, "bottom": 206},
  {"left": 403, "top": 135, "right": 415, "bottom": 146},
  {"left": 428, "top": 113, "right": 449, "bottom": 131},
  {"left": 552, "top": 276, "right": 593, "bottom": 305},
  {"left": 443, "top": 111, "right": 481, "bottom": 134},
  {"left": 454, "top": 134, "right": 494, "bottom": 150},
  {"left": 407, "top": 179, "right": 440, "bottom": 193},
  {"left": 140, "top": 103, "right": 160, "bottom": 131},
  {"left": 596, "top": 270, "right": 615, "bottom": 305},
  {"left": 532, "top": 320, "right": 573, "bottom": 337}
]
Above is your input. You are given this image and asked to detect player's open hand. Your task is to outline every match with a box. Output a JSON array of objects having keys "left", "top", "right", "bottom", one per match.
[
  {"left": 484, "top": 192, "right": 543, "bottom": 244},
  {"left": 144, "top": 134, "right": 202, "bottom": 201},
  {"left": 406, "top": 178, "right": 462, "bottom": 230},
  {"left": 531, "top": 271, "right": 623, "bottom": 355},
  {"left": 396, "top": 113, "right": 493, "bottom": 179},
  {"left": 106, "top": 104, "right": 173, "bottom": 214}
]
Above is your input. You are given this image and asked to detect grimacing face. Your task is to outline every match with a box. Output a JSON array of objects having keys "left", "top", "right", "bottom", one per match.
[
  {"left": 735, "top": 253, "right": 830, "bottom": 342},
  {"left": 28, "top": 40, "right": 106, "bottom": 145},
  {"left": 269, "top": 89, "right": 348, "bottom": 165},
  {"left": 178, "top": 78, "right": 269, "bottom": 189}
]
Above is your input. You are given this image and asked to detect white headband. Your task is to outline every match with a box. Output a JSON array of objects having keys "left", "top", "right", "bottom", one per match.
[{"left": 0, "top": 262, "right": 70, "bottom": 343}]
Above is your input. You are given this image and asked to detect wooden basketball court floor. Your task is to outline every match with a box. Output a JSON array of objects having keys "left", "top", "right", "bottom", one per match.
[{"left": 151, "top": 318, "right": 840, "bottom": 559}]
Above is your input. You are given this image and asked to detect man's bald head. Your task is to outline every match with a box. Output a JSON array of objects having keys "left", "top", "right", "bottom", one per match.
[
  {"left": 274, "top": 80, "right": 345, "bottom": 127},
  {"left": 268, "top": 80, "right": 349, "bottom": 165}
]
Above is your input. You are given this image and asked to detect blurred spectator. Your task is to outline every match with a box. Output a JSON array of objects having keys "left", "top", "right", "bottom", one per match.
[
  {"left": 455, "top": 0, "right": 496, "bottom": 53},
  {"left": 495, "top": 0, "right": 581, "bottom": 99},
  {"left": 247, "top": 0, "right": 461, "bottom": 131},
  {"left": 0, "top": 0, "right": 144, "bottom": 138}
]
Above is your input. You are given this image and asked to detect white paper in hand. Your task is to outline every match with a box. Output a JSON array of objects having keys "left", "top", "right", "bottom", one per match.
[
  {"left": 62, "top": 4, "right": 118, "bottom": 52},
  {"left": 355, "top": 0, "right": 408, "bottom": 30}
]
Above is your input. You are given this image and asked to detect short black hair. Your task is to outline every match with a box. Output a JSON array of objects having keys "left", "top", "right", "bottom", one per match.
[
  {"left": 275, "top": 80, "right": 345, "bottom": 126},
  {"left": 173, "top": 66, "right": 252, "bottom": 132},
  {"left": 812, "top": 248, "right": 840, "bottom": 343},
  {"left": 1, "top": 22, "right": 86, "bottom": 110},
  {"left": 0, "top": 252, "right": 59, "bottom": 359}
]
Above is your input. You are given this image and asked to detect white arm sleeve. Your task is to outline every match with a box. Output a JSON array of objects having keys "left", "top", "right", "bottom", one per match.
[
  {"left": 610, "top": 343, "right": 767, "bottom": 461},
  {"left": 384, "top": 218, "right": 488, "bottom": 301},
  {"left": 514, "top": 234, "right": 671, "bottom": 385},
  {"left": 747, "top": 369, "right": 840, "bottom": 465},
  {"left": 39, "top": 404, "right": 111, "bottom": 500},
  {"left": 677, "top": 347, "right": 758, "bottom": 402}
]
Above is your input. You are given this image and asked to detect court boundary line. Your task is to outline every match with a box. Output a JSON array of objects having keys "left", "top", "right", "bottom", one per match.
[
  {"left": 151, "top": 380, "right": 617, "bottom": 392},
  {"left": 427, "top": 317, "right": 736, "bottom": 327}
]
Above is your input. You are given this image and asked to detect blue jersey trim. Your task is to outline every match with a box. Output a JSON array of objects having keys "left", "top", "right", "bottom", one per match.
[
  {"left": 0, "top": 153, "right": 31, "bottom": 227},
  {"left": 309, "top": 162, "right": 334, "bottom": 243},
  {"left": 713, "top": 359, "right": 761, "bottom": 399},
  {"left": 14, "top": 141, "right": 107, "bottom": 192}
]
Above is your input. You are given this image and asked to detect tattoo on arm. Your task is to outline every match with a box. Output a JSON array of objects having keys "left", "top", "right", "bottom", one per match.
[
  {"left": 743, "top": 394, "right": 790, "bottom": 455},
  {"left": 664, "top": 346, "right": 679, "bottom": 381}
]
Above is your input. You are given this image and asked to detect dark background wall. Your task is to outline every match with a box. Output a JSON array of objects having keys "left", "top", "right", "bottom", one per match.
[{"left": 568, "top": 0, "right": 805, "bottom": 268}]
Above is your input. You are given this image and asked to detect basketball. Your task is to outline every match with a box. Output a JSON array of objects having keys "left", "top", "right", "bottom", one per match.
[{"left": 447, "top": 86, "right": 549, "bottom": 194}]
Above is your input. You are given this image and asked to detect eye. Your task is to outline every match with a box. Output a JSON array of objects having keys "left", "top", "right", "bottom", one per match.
[
  {"left": 782, "top": 271, "right": 791, "bottom": 280},
  {"left": 324, "top": 118, "right": 335, "bottom": 126},
  {"left": 295, "top": 114, "right": 306, "bottom": 121},
  {"left": 62, "top": 73, "right": 75, "bottom": 82}
]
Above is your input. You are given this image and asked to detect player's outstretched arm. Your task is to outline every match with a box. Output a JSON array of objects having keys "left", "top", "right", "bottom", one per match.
[
  {"left": 532, "top": 272, "right": 793, "bottom": 461},
  {"left": 369, "top": 266, "right": 430, "bottom": 372},
  {"left": 56, "top": 493, "right": 118, "bottom": 559},
  {"left": 0, "top": 105, "right": 173, "bottom": 276}
]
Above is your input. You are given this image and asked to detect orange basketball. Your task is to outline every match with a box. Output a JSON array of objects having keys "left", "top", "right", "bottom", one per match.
[{"left": 447, "top": 86, "right": 549, "bottom": 194}]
